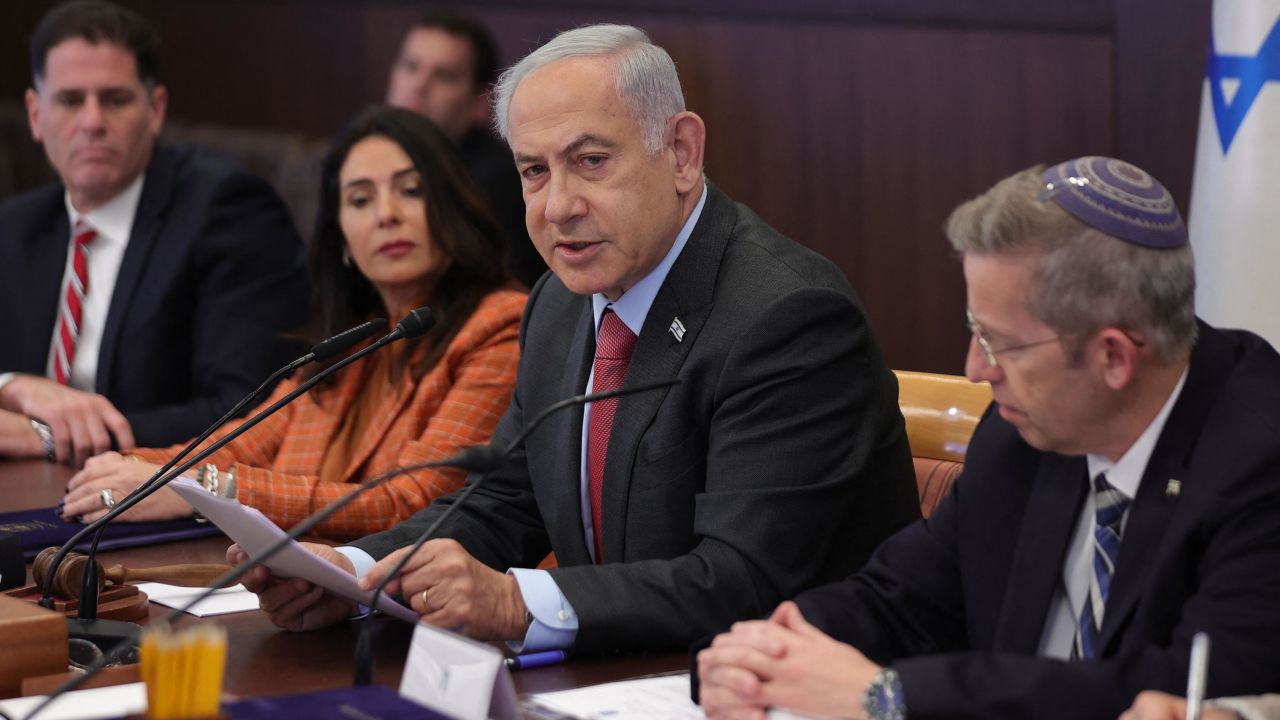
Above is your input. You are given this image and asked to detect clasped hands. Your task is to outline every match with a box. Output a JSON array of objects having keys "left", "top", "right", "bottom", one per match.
[
  {"left": 232, "top": 539, "right": 530, "bottom": 640},
  {"left": 697, "top": 601, "right": 880, "bottom": 720}
]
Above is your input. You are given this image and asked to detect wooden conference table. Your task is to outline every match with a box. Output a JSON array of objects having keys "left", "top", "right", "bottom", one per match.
[{"left": 2, "top": 460, "right": 686, "bottom": 702}]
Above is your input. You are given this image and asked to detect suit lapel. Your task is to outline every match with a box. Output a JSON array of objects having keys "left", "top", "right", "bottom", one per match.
[
  {"left": 22, "top": 206, "right": 70, "bottom": 372},
  {"left": 549, "top": 299, "right": 596, "bottom": 566},
  {"left": 1097, "top": 324, "right": 1227, "bottom": 653},
  {"left": 598, "top": 185, "right": 733, "bottom": 562},
  {"left": 1095, "top": 446, "right": 1185, "bottom": 652},
  {"left": 96, "top": 148, "right": 176, "bottom": 394},
  {"left": 993, "top": 454, "right": 1088, "bottom": 652}
]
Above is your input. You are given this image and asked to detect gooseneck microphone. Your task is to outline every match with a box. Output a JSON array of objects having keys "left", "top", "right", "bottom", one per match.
[
  {"left": 71, "top": 318, "right": 390, "bottom": 630},
  {"left": 21, "top": 376, "right": 679, "bottom": 720},
  {"left": 38, "top": 311, "right": 430, "bottom": 629},
  {"left": 352, "top": 377, "right": 682, "bottom": 685},
  {"left": 309, "top": 318, "right": 391, "bottom": 363},
  {"left": 20, "top": 429, "right": 489, "bottom": 720}
]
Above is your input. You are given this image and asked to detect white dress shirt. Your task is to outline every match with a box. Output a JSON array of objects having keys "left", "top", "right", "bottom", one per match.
[
  {"left": 1037, "top": 369, "right": 1189, "bottom": 658},
  {"left": 47, "top": 176, "right": 145, "bottom": 390}
]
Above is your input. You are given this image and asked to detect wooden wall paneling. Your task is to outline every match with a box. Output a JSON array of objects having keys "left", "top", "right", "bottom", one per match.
[
  {"left": 1113, "top": 0, "right": 1212, "bottom": 210},
  {"left": 0, "top": 1, "right": 1212, "bottom": 373},
  {"left": 143, "top": 1, "right": 373, "bottom": 137}
]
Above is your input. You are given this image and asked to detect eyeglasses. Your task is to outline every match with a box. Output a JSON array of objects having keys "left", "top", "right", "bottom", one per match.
[{"left": 966, "top": 308, "right": 1060, "bottom": 369}]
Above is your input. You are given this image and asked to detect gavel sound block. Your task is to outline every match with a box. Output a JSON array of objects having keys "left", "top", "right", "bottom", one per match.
[
  {"left": 0, "top": 548, "right": 232, "bottom": 622},
  {"left": 0, "top": 594, "right": 68, "bottom": 699}
]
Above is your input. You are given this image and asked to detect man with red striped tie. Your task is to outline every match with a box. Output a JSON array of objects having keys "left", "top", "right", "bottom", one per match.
[{"left": 0, "top": 1, "right": 306, "bottom": 467}]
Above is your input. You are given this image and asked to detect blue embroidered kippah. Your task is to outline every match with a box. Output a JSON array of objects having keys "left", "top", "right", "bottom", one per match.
[{"left": 1041, "top": 156, "right": 1187, "bottom": 248}]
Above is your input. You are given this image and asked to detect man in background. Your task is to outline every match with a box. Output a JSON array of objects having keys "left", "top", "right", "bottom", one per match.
[
  {"left": 386, "top": 11, "right": 545, "bottom": 288},
  {"left": 0, "top": 0, "right": 307, "bottom": 466}
]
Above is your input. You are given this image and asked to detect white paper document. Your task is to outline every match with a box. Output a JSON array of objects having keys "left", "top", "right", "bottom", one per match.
[
  {"left": 138, "top": 581, "right": 259, "bottom": 616},
  {"left": 525, "top": 674, "right": 705, "bottom": 719},
  {"left": 0, "top": 681, "right": 146, "bottom": 720},
  {"left": 525, "top": 674, "right": 819, "bottom": 720},
  {"left": 170, "top": 477, "right": 417, "bottom": 622}
]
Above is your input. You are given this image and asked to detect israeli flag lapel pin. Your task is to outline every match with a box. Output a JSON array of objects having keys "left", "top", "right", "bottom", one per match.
[{"left": 669, "top": 317, "right": 686, "bottom": 342}]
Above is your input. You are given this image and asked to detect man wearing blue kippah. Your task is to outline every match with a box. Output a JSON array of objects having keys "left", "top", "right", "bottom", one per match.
[{"left": 698, "top": 158, "right": 1280, "bottom": 720}]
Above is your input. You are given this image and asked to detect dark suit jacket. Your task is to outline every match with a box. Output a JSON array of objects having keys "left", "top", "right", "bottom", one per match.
[
  {"left": 792, "top": 321, "right": 1280, "bottom": 719},
  {"left": 351, "top": 184, "right": 920, "bottom": 653},
  {"left": 0, "top": 144, "right": 308, "bottom": 447}
]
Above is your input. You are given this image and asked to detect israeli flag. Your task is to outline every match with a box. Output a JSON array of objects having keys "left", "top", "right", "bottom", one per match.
[{"left": 1190, "top": 0, "right": 1280, "bottom": 345}]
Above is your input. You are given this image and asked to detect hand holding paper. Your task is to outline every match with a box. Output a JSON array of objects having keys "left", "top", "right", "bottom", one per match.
[
  {"left": 171, "top": 477, "right": 417, "bottom": 623},
  {"left": 230, "top": 542, "right": 363, "bottom": 631}
]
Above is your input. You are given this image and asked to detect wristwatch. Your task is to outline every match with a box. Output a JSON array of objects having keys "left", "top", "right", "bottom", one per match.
[
  {"left": 863, "top": 668, "right": 907, "bottom": 720},
  {"left": 29, "top": 419, "right": 55, "bottom": 463}
]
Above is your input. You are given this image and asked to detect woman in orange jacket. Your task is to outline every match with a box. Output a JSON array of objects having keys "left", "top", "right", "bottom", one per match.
[{"left": 62, "top": 106, "right": 528, "bottom": 540}]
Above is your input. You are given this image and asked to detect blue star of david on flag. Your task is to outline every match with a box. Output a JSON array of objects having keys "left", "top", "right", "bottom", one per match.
[{"left": 1207, "top": 14, "right": 1280, "bottom": 154}]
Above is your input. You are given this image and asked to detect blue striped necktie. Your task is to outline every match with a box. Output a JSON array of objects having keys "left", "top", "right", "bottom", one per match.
[{"left": 1075, "top": 473, "right": 1130, "bottom": 660}]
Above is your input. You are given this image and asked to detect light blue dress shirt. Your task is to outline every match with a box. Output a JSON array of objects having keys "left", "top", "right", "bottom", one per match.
[{"left": 339, "top": 185, "right": 707, "bottom": 651}]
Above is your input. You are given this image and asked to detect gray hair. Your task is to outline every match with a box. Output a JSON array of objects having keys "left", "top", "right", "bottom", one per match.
[
  {"left": 492, "top": 24, "right": 685, "bottom": 154},
  {"left": 945, "top": 166, "right": 1197, "bottom": 363}
]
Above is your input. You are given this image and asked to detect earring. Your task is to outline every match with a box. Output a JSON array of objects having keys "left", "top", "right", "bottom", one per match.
[{"left": 342, "top": 247, "right": 352, "bottom": 267}]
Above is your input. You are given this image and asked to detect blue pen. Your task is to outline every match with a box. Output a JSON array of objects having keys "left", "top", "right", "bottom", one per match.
[{"left": 505, "top": 650, "right": 568, "bottom": 670}]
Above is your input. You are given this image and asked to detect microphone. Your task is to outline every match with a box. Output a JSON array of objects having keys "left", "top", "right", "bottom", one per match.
[
  {"left": 352, "top": 377, "right": 681, "bottom": 685},
  {"left": 395, "top": 306, "right": 434, "bottom": 340},
  {"left": 38, "top": 310, "right": 431, "bottom": 646},
  {"left": 19, "top": 434, "right": 480, "bottom": 720},
  {"left": 68, "top": 318, "right": 389, "bottom": 630},
  {"left": 22, "top": 376, "right": 679, "bottom": 720},
  {"left": 308, "top": 318, "right": 390, "bottom": 361}
]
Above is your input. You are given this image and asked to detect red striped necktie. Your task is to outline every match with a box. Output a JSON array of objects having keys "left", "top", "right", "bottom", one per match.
[
  {"left": 53, "top": 221, "right": 96, "bottom": 386},
  {"left": 587, "top": 309, "right": 637, "bottom": 563}
]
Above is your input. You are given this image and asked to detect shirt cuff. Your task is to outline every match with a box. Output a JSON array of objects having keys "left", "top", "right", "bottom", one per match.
[
  {"left": 335, "top": 546, "right": 378, "bottom": 619},
  {"left": 508, "top": 568, "right": 577, "bottom": 652},
  {"left": 1207, "top": 698, "right": 1264, "bottom": 720},
  {"left": 335, "top": 546, "right": 378, "bottom": 579}
]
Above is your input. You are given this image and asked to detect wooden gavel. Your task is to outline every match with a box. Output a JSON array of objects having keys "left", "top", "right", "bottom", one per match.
[{"left": 33, "top": 547, "right": 231, "bottom": 600}]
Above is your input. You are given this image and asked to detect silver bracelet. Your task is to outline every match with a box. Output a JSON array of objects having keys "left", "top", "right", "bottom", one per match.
[
  {"left": 198, "top": 463, "right": 220, "bottom": 496},
  {"left": 29, "top": 419, "right": 55, "bottom": 463}
]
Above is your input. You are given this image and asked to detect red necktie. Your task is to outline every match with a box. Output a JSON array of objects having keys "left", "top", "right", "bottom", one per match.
[
  {"left": 53, "top": 221, "right": 96, "bottom": 385},
  {"left": 587, "top": 309, "right": 636, "bottom": 563}
]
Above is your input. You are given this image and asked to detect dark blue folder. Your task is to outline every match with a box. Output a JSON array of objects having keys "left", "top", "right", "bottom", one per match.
[
  {"left": 0, "top": 506, "right": 222, "bottom": 561},
  {"left": 225, "top": 685, "right": 452, "bottom": 719}
]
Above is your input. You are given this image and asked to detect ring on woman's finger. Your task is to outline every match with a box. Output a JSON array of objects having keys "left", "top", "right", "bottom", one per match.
[
  {"left": 99, "top": 488, "right": 116, "bottom": 509},
  {"left": 419, "top": 589, "right": 430, "bottom": 612}
]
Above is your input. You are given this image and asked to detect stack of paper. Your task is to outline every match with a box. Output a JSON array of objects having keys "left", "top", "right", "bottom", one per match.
[
  {"left": 524, "top": 673, "right": 821, "bottom": 720},
  {"left": 139, "top": 582, "right": 259, "bottom": 616},
  {"left": 0, "top": 682, "right": 146, "bottom": 720}
]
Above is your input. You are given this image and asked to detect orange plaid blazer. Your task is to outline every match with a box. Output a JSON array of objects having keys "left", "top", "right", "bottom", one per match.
[{"left": 133, "top": 290, "right": 526, "bottom": 540}]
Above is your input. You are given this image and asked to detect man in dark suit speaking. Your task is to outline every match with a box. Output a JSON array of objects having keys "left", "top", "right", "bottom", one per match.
[
  {"left": 0, "top": 0, "right": 306, "bottom": 465},
  {"left": 697, "top": 158, "right": 1280, "bottom": 719},
  {"left": 239, "top": 23, "right": 919, "bottom": 654}
]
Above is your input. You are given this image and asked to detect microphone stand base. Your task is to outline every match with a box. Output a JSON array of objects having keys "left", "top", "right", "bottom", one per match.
[{"left": 67, "top": 617, "right": 142, "bottom": 662}]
